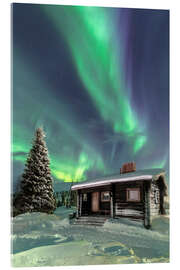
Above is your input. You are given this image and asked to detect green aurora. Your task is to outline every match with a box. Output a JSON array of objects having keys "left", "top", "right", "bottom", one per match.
[
  {"left": 12, "top": 4, "right": 169, "bottom": 186},
  {"left": 13, "top": 48, "right": 106, "bottom": 183},
  {"left": 43, "top": 6, "right": 144, "bottom": 139}
]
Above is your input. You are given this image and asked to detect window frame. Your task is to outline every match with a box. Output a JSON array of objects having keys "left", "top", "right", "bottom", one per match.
[
  {"left": 101, "top": 191, "right": 110, "bottom": 202},
  {"left": 126, "top": 188, "right": 140, "bottom": 202}
]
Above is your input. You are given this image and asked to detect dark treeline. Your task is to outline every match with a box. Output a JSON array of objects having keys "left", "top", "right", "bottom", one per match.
[{"left": 54, "top": 190, "right": 77, "bottom": 208}]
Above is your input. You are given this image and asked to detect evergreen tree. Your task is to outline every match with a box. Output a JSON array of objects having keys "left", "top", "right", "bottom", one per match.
[{"left": 13, "top": 127, "right": 56, "bottom": 216}]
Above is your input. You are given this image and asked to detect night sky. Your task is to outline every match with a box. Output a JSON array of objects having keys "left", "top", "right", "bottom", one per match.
[{"left": 12, "top": 3, "right": 169, "bottom": 188}]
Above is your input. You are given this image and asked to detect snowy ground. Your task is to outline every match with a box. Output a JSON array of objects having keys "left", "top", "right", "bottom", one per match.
[{"left": 11, "top": 207, "right": 169, "bottom": 267}]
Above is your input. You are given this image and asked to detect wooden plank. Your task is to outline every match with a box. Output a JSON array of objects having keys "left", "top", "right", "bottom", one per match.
[
  {"left": 115, "top": 206, "right": 143, "bottom": 211},
  {"left": 76, "top": 191, "right": 79, "bottom": 218},
  {"left": 115, "top": 215, "right": 144, "bottom": 220},
  {"left": 115, "top": 202, "right": 143, "bottom": 208},
  {"left": 110, "top": 193, "right": 113, "bottom": 218},
  {"left": 115, "top": 181, "right": 144, "bottom": 188},
  {"left": 112, "top": 184, "right": 115, "bottom": 218},
  {"left": 115, "top": 201, "right": 143, "bottom": 205},
  {"left": 115, "top": 208, "right": 143, "bottom": 217},
  {"left": 79, "top": 193, "right": 82, "bottom": 217}
]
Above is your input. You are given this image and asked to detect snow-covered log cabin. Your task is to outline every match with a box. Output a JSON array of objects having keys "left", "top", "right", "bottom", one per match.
[{"left": 71, "top": 162, "right": 168, "bottom": 229}]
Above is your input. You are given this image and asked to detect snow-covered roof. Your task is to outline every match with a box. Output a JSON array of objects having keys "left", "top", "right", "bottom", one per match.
[{"left": 71, "top": 168, "right": 166, "bottom": 191}]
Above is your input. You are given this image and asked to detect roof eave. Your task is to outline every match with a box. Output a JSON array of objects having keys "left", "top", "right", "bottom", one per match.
[{"left": 71, "top": 174, "right": 153, "bottom": 190}]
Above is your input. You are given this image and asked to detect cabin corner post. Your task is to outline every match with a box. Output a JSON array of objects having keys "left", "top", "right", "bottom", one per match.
[
  {"left": 79, "top": 193, "right": 82, "bottom": 217},
  {"left": 76, "top": 190, "right": 79, "bottom": 218},
  {"left": 76, "top": 190, "right": 82, "bottom": 218},
  {"left": 110, "top": 184, "right": 115, "bottom": 218},
  {"left": 143, "top": 181, "right": 152, "bottom": 229},
  {"left": 110, "top": 193, "right": 113, "bottom": 218}
]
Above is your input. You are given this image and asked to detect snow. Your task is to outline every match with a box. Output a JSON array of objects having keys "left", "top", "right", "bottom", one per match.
[
  {"left": 71, "top": 168, "right": 165, "bottom": 190},
  {"left": 11, "top": 207, "right": 169, "bottom": 267}
]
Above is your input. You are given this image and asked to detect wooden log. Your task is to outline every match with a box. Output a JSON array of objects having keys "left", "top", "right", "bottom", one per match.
[
  {"left": 112, "top": 184, "right": 115, "bottom": 218},
  {"left": 110, "top": 192, "right": 113, "bottom": 218},
  {"left": 79, "top": 193, "right": 82, "bottom": 217},
  {"left": 115, "top": 208, "right": 143, "bottom": 217},
  {"left": 115, "top": 203, "right": 143, "bottom": 210},
  {"left": 76, "top": 191, "right": 79, "bottom": 218},
  {"left": 80, "top": 185, "right": 112, "bottom": 193},
  {"left": 115, "top": 215, "right": 144, "bottom": 220},
  {"left": 115, "top": 182, "right": 143, "bottom": 189}
]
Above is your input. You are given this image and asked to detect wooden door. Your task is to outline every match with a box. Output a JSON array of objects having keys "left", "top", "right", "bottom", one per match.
[{"left": 91, "top": 192, "right": 99, "bottom": 212}]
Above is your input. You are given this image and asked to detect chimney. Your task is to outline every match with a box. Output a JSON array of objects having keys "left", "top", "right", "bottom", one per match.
[{"left": 120, "top": 162, "right": 136, "bottom": 174}]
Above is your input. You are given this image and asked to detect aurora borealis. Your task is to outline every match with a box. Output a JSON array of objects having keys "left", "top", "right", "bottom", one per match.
[{"left": 12, "top": 3, "right": 169, "bottom": 189}]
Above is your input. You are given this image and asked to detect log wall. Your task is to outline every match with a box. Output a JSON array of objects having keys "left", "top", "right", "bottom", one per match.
[
  {"left": 114, "top": 182, "right": 144, "bottom": 219},
  {"left": 80, "top": 186, "right": 111, "bottom": 215},
  {"left": 80, "top": 185, "right": 112, "bottom": 193}
]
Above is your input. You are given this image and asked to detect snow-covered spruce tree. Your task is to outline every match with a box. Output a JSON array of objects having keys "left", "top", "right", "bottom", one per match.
[{"left": 13, "top": 127, "right": 56, "bottom": 216}]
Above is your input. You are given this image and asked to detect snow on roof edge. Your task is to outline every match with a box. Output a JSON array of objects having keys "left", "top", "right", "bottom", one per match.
[{"left": 71, "top": 174, "right": 154, "bottom": 190}]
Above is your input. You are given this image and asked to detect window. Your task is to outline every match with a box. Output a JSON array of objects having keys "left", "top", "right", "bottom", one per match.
[
  {"left": 101, "top": 191, "right": 110, "bottom": 202},
  {"left": 126, "top": 188, "right": 140, "bottom": 202},
  {"left": 83, "top": 193, "right": 87, "bottom": 201}
]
